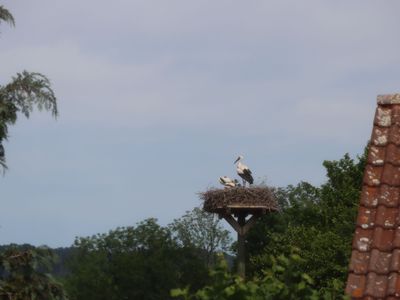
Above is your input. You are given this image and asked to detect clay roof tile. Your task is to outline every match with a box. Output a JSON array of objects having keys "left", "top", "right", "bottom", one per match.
[
  {"left": 367, "top": 145, "right": 386, "bottom": 166},
  {"left": 378, "top": 185, "right": 400, "bottom": 207},
  {"left": 375, "top": 206, "right": 398, "bottom": 229},
  {"left": 356, "top": 206, "right": 377, "bottom": 229},
  {"left": 371, "top": 126, "right": 389, "bottom": 147},
  {"left": 386, "top": 144, "right": 400, "bottom": 165},
  {"left": 371, "top": 227, "right": 395, "bottom": 251},
  {"left": 346, "top": 273, "right": 367, "bottom": 298},
  {"left": 349, "top": 250, "right": 370, "bottom": 274},
  {"left": 381, "top": 164, "right": 400, "bottom": 186},
  {"left": 360, "top": 186, "right": 379, "bottom": 208},
  {"left": 353, "top": 228, "right": 374, "bottom": 252},
  {"left": 389, "top": 249, "right": 400, "bottom": 272},
  {"left": 392, "top": 228, "right": 400, "bottom": 249},
  {"left": 365, "top": 272, "right": 388, "bottom": 298},
  {"left": 389, "top": 125, "right": 400, "bottom": 145},
  {"left": 368, "top": 249, "right": 392, "bottom": 274},
  {"left": 364, "top": 165, "right": 384, "bottom": 186},
  {"left": 390, "top": 105, "right": 400, "bottom": 125},
  {"left": 387, "top": 272, "right": 400, "bottom": 297}
]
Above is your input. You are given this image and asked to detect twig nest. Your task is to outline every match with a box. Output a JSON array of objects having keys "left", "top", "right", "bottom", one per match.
[{"left": 200, "top": 186, "right": 279, "bottom": 214}]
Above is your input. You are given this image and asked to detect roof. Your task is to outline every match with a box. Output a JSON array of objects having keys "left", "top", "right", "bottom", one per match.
[{"left": 346, "top": 94, "right": 400, "bottom": 299}]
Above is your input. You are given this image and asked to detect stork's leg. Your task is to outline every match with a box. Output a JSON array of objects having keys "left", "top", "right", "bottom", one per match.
[{"left": 242, "top": 179, "right": 246, "bottom": 187}]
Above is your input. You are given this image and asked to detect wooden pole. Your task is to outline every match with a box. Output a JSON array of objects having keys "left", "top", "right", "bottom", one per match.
[
  {"left": 237, "top": 213, "right": 246, "bottom": 279},
  {"left": 221, "top": 210, "right": 262, "bottom": 279}
]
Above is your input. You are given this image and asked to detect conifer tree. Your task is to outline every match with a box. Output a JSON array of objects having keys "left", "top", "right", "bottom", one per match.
[{"left": 0, "top": 5, "right": 57, "bottom": 171}]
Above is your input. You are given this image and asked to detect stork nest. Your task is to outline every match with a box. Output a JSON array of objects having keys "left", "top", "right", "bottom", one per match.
[{"left": 200, "top": 186, "right": 279, "bottom": 214}]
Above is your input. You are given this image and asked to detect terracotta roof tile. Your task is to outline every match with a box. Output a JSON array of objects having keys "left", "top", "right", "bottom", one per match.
[
  {"left": 364, "top": 165, "right": 383, "bottom": 186},
  {"left": 372, "top": 227, "right": 395, "bottom": 251},
  {"left": 389, "top": 126, "right": 400, "bottom": 145},
  {"left": 375, "top": 206, "right": 398, "bottom": 229},
  {"left": 360, "top": 186, "right": 379, "bottom": 208},
  {"left": 391, "top": 105, "right": 400, "bottom": 125},
  {"left": 389, "top": 249, "right": 400, "bottom": 272},
  {"left": 356, "top": 206, "right": 376, "bottom": 229},
  {"left": 346, "top": 273, "right": 367, "bottom": 298},
  {"left": 379, "top": 185, "right": 400, "bottom": 207},
  {"left": 371, "top": 126, "right": 389, "bottom": 146},
  {"left": 368, "top": 249, "right": 392, "bottom": 274},
  {"left": 353, "top": 228, "right": 374, "bottom": 252},
  {"left": 365, "top": 272, "right": 388, "bottom": 298},
  {"left": 388, "top": 272, "right": 400, "bottom": 297},
  {"left": 374, "top": 107, "right": 392, "bottom": 127},
  {"left": 347, "top": 96, "right": 400, "bottom": 299},
  {"left": 367, "top": 145, "right": 386, "bottom": 166},
  {"left": 382, "top": 164, "right": 400, "bottom": 186},
  {"left": 349, "top": 250, "right": 370, "bottom": 274},
  {"left": 387, "top": 143, "right": 400, "bottom": 165},
  {"left": 392, "top": 228, "right": 400, "bottom": 249}
]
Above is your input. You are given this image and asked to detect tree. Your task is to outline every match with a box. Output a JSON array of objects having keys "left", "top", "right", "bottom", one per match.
[
  {"left": 0, "top": 5, "right": 66, "bottom": 299},
  {"left": 65, "top": 218, "right": 209, "bottom": 300},
  {"left": 246, "top": 150, "right": 367, "bottom": 294},
  {"left": 171, "top": 251, "right": 332, "bottom": 300},
  {"left": 0, "top": 5, "right": 15, "bottom": 27},
  {"left": 169, "top": 207, "right": 233, "bottom": 266},
  {"left": 0, "top": 6, "right": 57, "bottom": 171},
  {"left": 0, "top": 246, "right": 68, "bottom": 300}
]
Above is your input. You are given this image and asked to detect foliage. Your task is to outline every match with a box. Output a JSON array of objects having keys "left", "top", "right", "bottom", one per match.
[
  {"left": 0, "top": 6, "right": 67, "bottom": 300},
  {"left": 0, "top": 246, "right": 68, "bottom": 300},
  {"left": 169, "top": 207, "right": 232, "bottom": 266},
  {"left": 0, "top": 5, "right": 14, "bottom": 27},
  {"left": 65, "top": 218, "right": 209, "bottom": 300},
  {"left": 246, "top": 151, "right": 367, "bottom": 295},
  {"left": 0, "top": 6, "right": 57, "bottom": 171},
  {"left": 170, "top": 251, "right": 338, "bottom": 300}
]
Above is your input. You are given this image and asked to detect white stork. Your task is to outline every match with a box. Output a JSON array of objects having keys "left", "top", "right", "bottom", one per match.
[
  {"left": 234, "top": 155, "right": 254, "bottom": 187},
  {"left": 219, "top": 176, "right": 239, "bottom": 188}
]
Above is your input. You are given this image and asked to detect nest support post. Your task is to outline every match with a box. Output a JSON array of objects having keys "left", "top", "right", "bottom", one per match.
[
  {"left": 220, "top": 211, "right": 261, "bottom": 279},
  {"left": 201, "top": 187, "right": 279, "bottom": 279}
]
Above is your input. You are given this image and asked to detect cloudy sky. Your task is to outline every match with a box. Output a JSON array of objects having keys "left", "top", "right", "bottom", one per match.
[{"left": 0, "top": 1, "right": 399, "bottom": 247}]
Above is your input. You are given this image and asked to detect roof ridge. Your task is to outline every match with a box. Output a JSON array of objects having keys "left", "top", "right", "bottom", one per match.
[{"left": 378, "top": 94, "right": 400, "bottom": 105}]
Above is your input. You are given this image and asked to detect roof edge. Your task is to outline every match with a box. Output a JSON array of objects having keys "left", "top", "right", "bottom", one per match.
[{"left": 377, "top": 94, "right": 400, "bottom": 105}]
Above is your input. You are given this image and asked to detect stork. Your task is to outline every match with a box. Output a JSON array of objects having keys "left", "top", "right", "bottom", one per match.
[
  {"left": 234, "top": 155, "right": 254, "bottom": 187},
  {"left": 219, "top": 176, "right": 239, "bottom": 188}
]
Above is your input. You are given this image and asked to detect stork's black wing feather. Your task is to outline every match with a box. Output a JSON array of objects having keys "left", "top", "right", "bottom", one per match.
[{"left": 242, "top": 168, "right": 254, "bottom": 184}]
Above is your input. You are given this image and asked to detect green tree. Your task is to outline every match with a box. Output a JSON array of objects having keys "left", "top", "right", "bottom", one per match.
[
  {"left": 246, "top": 151, "right": 366, "bottom": 294},
  {"left": 0, "top": 5, "right": 57, "bottom": 171},
  {"left": 171, "top": 251, "right": 331, "bottom": 300},
  {"left": 65, "top": 218, "right": 209, "bottom": 300},
  {"left": 169, "top": 207, "right": 233, "bottom": 266},
  {"left": 0, "top": 6, "right": 66, "bottom": 299},
  {"left": 0, "top": 246, "right": 68, "bottom": 300},
  {"left": 0, "top": 5, "right": 14, "bottom": 27}
]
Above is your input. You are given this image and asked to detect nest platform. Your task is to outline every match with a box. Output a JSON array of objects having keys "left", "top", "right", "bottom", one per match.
[
  {"left": 201, "top": 186, "right": 279, "bottom": 217},
  {"left": 200, "top": 186, "right": 279, "bottom": 278}
]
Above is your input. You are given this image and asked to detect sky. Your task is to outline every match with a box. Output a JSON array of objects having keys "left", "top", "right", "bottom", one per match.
[{"left": 0, "top": 1, "right": 400, "bottom": 247}]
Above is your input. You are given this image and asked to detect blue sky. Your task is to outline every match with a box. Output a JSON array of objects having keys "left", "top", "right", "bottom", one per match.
[{"left": 1, "top": 1, "right": 399, "bottom": 247}]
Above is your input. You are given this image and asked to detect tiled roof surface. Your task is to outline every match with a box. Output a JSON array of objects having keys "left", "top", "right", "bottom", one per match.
[{"left": 346, "top": 94, "right": 400, "bottom": 299}]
